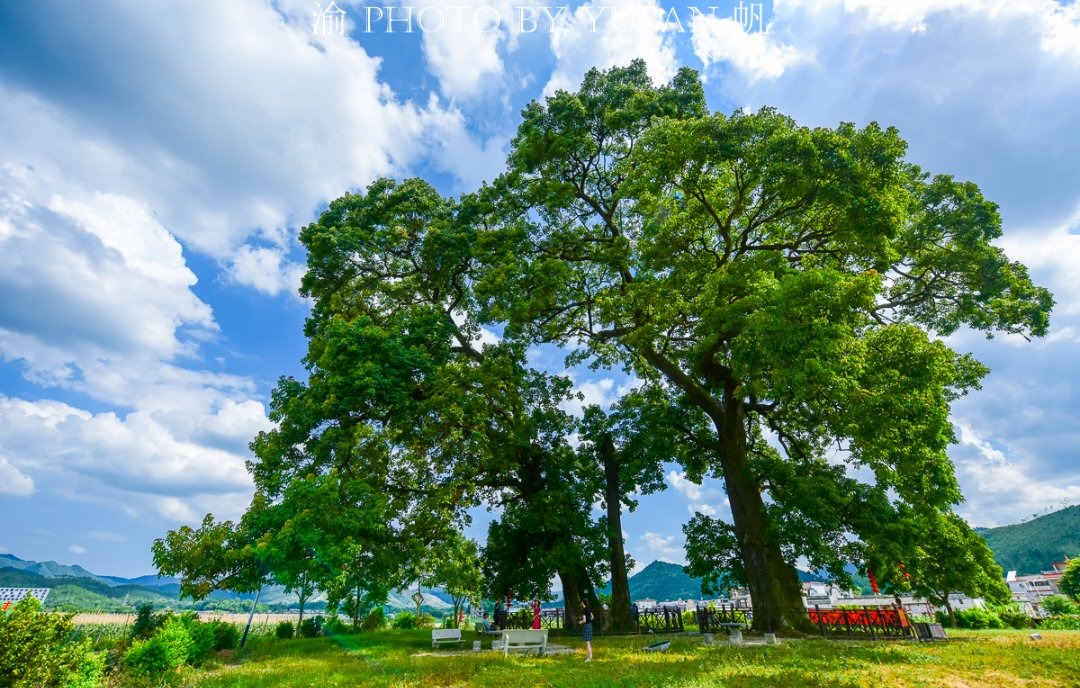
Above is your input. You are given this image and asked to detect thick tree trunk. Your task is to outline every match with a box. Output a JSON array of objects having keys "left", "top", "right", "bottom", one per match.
[
  {"left": 601, "top": 435, "right": 635, "bottom": 633},
  {"left": 560, "top": 567, "right": 601, "bottom": 631},
  {"left": 718, "top": 401, "right": 814, "bottom": 633},
  {"left": 559, "top": 571, "right": 582, "bottom": 630}
]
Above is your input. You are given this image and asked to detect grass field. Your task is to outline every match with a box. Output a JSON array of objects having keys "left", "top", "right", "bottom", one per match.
[{"left": 175, "top": 628, "right": 1080, "bottom": 687}]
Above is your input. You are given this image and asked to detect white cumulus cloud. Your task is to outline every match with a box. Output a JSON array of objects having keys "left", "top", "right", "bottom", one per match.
[
  {"left": 0, "top": 456, "right": 34, "bottom": 497},
  {"left": 545, "top": 0, "right": 679, "bottom": 95}
]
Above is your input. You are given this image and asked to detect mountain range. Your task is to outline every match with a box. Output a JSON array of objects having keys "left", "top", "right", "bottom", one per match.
[
  {"left": 3, "top": 505, "right": 1077, "bottom": 612},
  {"left": 0, "top": 553, "right": 452, "bottom": 613}
]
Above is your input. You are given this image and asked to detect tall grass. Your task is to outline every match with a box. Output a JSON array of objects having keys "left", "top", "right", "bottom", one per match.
[{"left": 177, "top": 628, "right": 1080, "bottom": 688}]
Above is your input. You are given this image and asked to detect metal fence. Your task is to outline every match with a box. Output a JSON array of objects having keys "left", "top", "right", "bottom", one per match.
[
  {"left": 695, "top": 604, "right": 752, "bottom": 632},
  {"left": 635, "top": 606, "right": 685, "bottom": 633}
]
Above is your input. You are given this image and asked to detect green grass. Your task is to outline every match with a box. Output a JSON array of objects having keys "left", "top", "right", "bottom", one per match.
[{"left": 174, "top": 628, "right": 1080, "bottom": 688}]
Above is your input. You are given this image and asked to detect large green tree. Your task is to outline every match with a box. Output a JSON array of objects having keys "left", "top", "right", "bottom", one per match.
[
  {"left": 260, "top": 177, "right": 611, "bottom": 625},
  {"left": 477, "top": 61, "right": 1052, "bottom": 631}
]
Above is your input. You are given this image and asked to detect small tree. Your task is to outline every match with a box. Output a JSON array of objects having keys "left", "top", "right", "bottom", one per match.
[
  {"left": 422, "top": 534, "right": 483, "bottom": 626},
  {"left": 0, "top": 597, "right": 103, "bottom": 688},
  {"left": 1042, "top": 595, "right": 1077, "bottom": 616},
  {"left": 1060, "top": 557, "right": 1080, "bottom": 601}
]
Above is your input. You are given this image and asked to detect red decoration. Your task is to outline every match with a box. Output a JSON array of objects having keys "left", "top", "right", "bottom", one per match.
[{"left": 868, "top": 568, "right": 879, "bottom": 594}]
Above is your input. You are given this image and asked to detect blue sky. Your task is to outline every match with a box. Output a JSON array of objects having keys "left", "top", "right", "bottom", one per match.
[{"left": 0, "top": 0, "right": 1078, "bottom": 579}]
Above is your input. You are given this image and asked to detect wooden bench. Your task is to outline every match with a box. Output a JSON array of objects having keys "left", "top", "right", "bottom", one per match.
[
  {"left": 432, "top": 628, "right": 465, "bottom": 649},
  {"left": 499, "top": 628, "right": 548, "bottom": 656}
]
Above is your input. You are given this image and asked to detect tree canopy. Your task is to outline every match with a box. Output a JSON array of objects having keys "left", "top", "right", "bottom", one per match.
[
  {"left": 154, "top": 61, "right": 1051, "bottom": 632},
  {"left": 474, "top": 60, "right": 1050, "bottom": 630}
]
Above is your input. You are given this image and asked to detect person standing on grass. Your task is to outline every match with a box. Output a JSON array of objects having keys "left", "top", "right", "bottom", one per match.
[
  {"left": 532, "top": 599, "right": 542, "bottom": 630},
  {"left": 581, "top": 601, "right": 593, "bottom": 662}
]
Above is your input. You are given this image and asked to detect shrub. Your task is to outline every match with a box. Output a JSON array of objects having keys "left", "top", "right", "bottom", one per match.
[
  {"left": 392, "top": 611, "right": 416, "bottom": 629},
  {"left": 990, "top": 604, "right": 1033, "bottom": 629},
  {"left": 178, "top": 613, "right": 216, "bottom": 665},
  {"left": 131, "top": 603, "right": 167, "bottom": 640},
  {"left": 953, "top": 606, "right": 1004, "bottom": 630},
  {"left": 324, "top": 616, "right": 352, "bottom": 635},
  {"left": 416, "top": 613, "right": 436, "bottom": 630},
  {"left": 124, "top": 616, "right": 196, "bottom": 678},
  {"left": 275, "top": 621, "right": 296, "bottom": 639},
  {"left": 207, "top": 620, "right": 241, "bottom": 650},
  {"left": 0, "top": 597, "right": 104, "bottom": 688},
  {"left": 1039, "top": 614, "right": 1080, "bottom": 630},
  {"left": 1042, "top": 595, "right": 1078, "bottom": 616},
  {"left": 299, "top": 617, "right": 322, "bottom": 638},
  {"left": 360, "top": 608, "right": 385, "bottom": 631}
]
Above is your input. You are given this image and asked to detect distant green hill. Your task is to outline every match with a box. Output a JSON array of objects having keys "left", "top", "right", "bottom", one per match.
[
  {"left": 612, "top": 560, "right": 831, "bottom": 602},
  {"left": 623, "top": 560, "right": 704, "bottom": 600},
  {"left": 0, "top": 554, "right": 451, "bottom": 613},
  {"left": 0, "top": 567, "right": 177, "bottom": 612},
  {"left": 0, "top": 553, "right": 117, "bottom": 586},
  {"left": 976, "top": 505, "right": 1080, "bottom": 575}
]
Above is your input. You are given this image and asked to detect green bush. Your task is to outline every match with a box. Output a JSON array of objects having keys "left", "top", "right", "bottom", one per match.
[
  {"left": 299, "top": 616, "right": 322, "bottom": 638},
  {"left": 178, "top": 613, "right": 216, "bottom": 665},
  {"left": 953, "top": 606, "right": 1004, "bottom": 629},
  {"left": 324, "top": 616, "right": 352, "bottom": 635},
  {"left": 1039, "top": 614, "right": 1080, "bottom": 630},
  {"left": 989, "top": 604, "right": 1032, "bottom": 629},
  {"left": 360, "top": 608, "right": 385, "bottom": 631},
  {"left": 131, "top": 603, "right": 167, "bottom": 640},
  {"left": 392, "top": 611, "right": 416, "bottom": 629},
  {"left": 0, "top": 597, "right": 104, "bottom": 688},
  {"left": 1042, "top": 595, "right": 1078, "bottom": 616},
  {"left": 207, "top": 620, "right": 240, "bottom": 650},
  {"left": 124, "top": 617, "right": 195, "bottom": 677},
  {"left": 416, "top": 613, "right": 436, "bottom": 630},
  {"left": 275, "top": 621, "right": 295, "bottom": 639}
]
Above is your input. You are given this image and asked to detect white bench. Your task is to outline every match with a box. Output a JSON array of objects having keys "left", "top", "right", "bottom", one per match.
[
  {"left": 499, "top": 628, "right": 547, "bottom": 656},
  {"left": 432, "top": 628, "right": 465, "bottom": 649}
]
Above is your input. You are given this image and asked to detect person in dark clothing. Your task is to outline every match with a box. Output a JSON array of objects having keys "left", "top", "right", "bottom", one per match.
[{"left": 581, "top": 602, "right": 593, "bottom": 661}]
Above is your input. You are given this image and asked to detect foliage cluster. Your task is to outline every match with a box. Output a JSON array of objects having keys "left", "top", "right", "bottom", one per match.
[
  {"left": 937, "top": 604, "right": 1031, "bottom": 630},
  {"left": 1060, "top": 557, "right": 1080, "bottom": 600},
  {"left": 1039, "top": 615, "right": 1080, "bottom": 630},
  {"left": 360, "top": 608, "right": 387, "bottom": 631},
  {"left": 391, "top": 611, "right": 436, "bottom": 630},
  {"left": 122, "top": 609, "right": 238, "bottom": 681},
  {"left": 275, "top": 621, "right": 295, "bottom": 639},
  {"left": 1041, "top": 595, "right": 1078, "bottom": 616},
  {"left": 0, "top": 597, "right": 103, "bottom": 688},
  {"left": 300, "top": 616, "right": 323, "bottom": 638}
]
